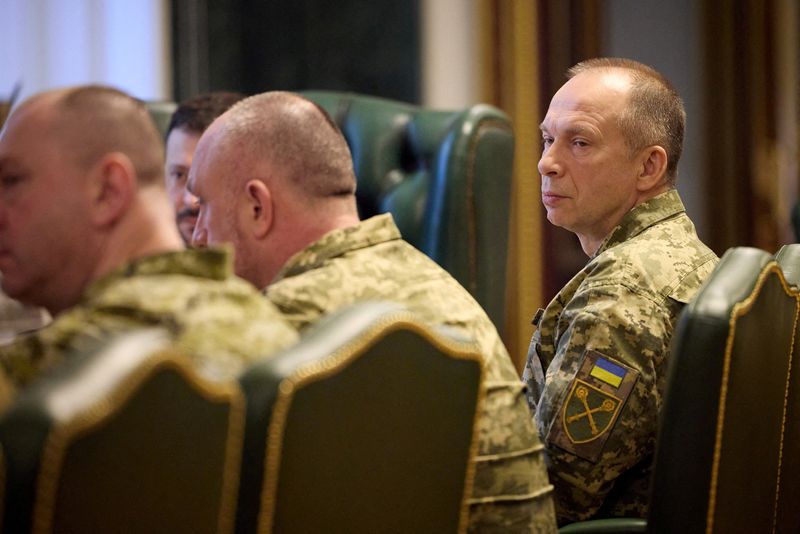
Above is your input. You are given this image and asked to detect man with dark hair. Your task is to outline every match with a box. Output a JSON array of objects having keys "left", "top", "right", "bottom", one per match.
[
  {"left": 523, "top": 58, "right": 718, "bottom": 523},
  {"left": 165, "top": 91, "right": 245, "bottom": 243},
  {"left": 0, "top": 85, "right": 297, "bottom": 408},
  {"left": 188, "top": 91, "right": 558, "bottom": 532}
]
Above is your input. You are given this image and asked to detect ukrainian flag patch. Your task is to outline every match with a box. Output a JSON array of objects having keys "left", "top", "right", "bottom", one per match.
[
  {"left": 589, "top": 356, "right": 627, "bottom": 388},
  {"left": 547, "top": 349, "right": 639, "bottom": 462}
]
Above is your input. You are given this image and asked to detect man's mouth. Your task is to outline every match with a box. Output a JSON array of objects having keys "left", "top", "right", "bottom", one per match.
[
  {"left": 541, "top": 192, "right": 567, "bottom": 207},
  {"left": 177, "top": 208, "right": 199, "bottom": 222}
]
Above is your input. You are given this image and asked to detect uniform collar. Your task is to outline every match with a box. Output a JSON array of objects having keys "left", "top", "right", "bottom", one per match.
[{"left": 593, "top": 189, "right": 685, "bottom": 258}]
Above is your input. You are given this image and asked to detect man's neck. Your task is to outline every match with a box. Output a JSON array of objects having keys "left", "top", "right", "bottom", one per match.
[{"left": 90, "top": 188, "right": 184, "bottom": 285}]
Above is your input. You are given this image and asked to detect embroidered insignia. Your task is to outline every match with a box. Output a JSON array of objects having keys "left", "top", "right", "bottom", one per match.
[
  {"left": 562, "top": 380, "right": 621, "bottom": 443},
  {"left": 547, "top": 350, "right": 639, "bottom": 462}
]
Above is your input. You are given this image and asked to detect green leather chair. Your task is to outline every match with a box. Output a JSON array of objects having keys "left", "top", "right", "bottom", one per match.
[
  {"left": 302, "top": 92, "right": 514, "bottom": 333},
  {"left": 650, "top": 247, "right": 799, "bottom": 533},
  {"left": 774, "top": 243, "right": 800, "bottom": 286},
  {"left": 235, "top": 301, "right": 485, "bottom": 534},
  {"left": 0, "top": 329, "right": 244, "bottom": 534},
  {"left": 772, "top": 243, "right": 800, "bottom": 528},
  {"left": 562, "top": 247, "right": 800, "bottom": 533}
]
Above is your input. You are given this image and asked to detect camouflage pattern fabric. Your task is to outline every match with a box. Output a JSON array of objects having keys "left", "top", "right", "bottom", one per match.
[
  {"left": 267, "top": 213, "right": 557, "bottom": 533},
  {"left": 0, "top": 248, "right": 298, "bottom": 410},
  {"left": 522, "top": 189, "right": 718, "bottom": 524}
]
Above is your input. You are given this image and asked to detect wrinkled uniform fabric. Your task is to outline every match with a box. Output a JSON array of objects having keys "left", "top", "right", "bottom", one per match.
[
  {"left": 522, "top": 189, "right": 718, "bottom": 524},
  {"left": 267, "top": 213, "right": 557, "bottom": 533},
  {"left": 0, "top": 249, "right": 298, "bottom": 409}
]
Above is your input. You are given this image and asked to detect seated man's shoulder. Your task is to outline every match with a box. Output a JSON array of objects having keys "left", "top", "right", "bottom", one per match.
[{"left": 586, "top": 227, "right": 717, "bottom": 303}]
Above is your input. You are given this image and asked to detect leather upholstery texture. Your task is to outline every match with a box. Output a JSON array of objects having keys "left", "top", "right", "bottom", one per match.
[
  {"left": 0, "top": 329, "right": 244, "bottom": 534},
  {"left": 236, "top": 301, "right": 484, "bottom": 534},
  {"left": 648, "top": 247, "right": 799, "bottom": 533},
  {"left": 302, "top": 92, "right": 514, "bottom": 333}
]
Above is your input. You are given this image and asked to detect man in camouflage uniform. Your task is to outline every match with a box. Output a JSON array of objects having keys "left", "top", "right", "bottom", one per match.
[
  {"left": 0, "top": 85, "right": 298, "bottom": 409},
  {"left": 522, "top": 58, "right": 718, "bottom": 524},
  {"left": 189, "top": 91, "right": 557, "bottom": 532}
]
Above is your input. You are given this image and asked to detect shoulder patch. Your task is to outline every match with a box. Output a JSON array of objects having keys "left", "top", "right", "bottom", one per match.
[{"left": 547, "top": 349, "right": 639, "bottom": 462}]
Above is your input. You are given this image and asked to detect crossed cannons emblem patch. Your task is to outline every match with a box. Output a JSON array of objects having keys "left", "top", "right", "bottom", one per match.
[
  {"left": 563, "top": 380, "right": 621, "bottom": 443},
  {"left": 548, "top": 350, "right": 639, "bottom": 462}
]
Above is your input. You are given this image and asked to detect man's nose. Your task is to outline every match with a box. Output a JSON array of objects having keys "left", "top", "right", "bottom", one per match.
[
  {"left": 538, "top": 145, "right": 563, "bottom": 177},
  {"left": 182, "top": 188, "right": 199, "bottom": 210}
]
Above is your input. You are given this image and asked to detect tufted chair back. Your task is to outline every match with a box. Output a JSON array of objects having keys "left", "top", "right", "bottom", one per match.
[{"left": 302, "top": 92, "right": 514, "bottom": 332}]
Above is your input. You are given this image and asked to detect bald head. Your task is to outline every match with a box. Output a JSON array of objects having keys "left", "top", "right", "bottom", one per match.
[
  {"left": 217, "top": 91, "right": 356, "bottom": 200},
  {"left": 188, "top": 91, "right": 360, "bottom": 289},
  {"left": 43, "top": 85, "right": 165, "bottom": 186}
]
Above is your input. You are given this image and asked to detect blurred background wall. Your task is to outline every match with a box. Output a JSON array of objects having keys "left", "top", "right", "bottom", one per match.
[{"left": 1, "top": 0, "right": 797, "bottom": 365}]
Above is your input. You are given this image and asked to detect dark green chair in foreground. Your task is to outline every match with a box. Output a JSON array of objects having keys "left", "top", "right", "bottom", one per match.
[
  {"left": 562, "top": 247, "right": 800, "bottom": 533},
  {"left": 235, "top": 301, "right": 485, "bottom": 534},
  {"left": 0, "top": 329, "right": 244, "bottom": 534},
  {"left": 649, "top": 247, "right": 799, "bottom": 533},
  {"left": 302, "top": 92, "right": 514, "bottom": 333}
]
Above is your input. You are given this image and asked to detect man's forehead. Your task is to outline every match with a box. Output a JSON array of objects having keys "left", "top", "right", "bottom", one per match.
[{"left": 1, "top": 96, "right": 60, "bottom": 146}]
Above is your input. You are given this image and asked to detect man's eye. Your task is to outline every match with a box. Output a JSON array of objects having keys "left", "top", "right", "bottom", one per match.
[
  {"left": 170, "top": 171, "right": 187, "bottom": 183},
  {"left": 0, "top": 174, "right": 23, "bottom": 188},
  {"left": 573, "top": 140, "right": 589, "bottom": 148},
  {"left": 542, "top": 137, "right": 553, "bottom": 147}
]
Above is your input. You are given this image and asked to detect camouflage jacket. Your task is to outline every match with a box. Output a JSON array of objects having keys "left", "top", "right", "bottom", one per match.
[
  {"left": 0, "top": 249, "right": 298, "bottom": 409},
  {"left": 522, "top": 189, "right": 718, "bottom": 524},
  {"left": 267, "top": 214, "right": 557, "bottom": 533}
]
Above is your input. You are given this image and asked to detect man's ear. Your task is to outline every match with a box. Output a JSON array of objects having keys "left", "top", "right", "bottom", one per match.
[
  {"left": 636, "top": 146, "right": 669, "bottom": 192},
  {"left": 90, "top": 153, "right": 136, "bottom": 227},
  {"left": 244, "top": 179, "right": 273, "bottom": 239}
]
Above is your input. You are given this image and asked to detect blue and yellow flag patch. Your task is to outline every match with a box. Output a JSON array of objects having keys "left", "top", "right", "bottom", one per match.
[
  {"left": 548, "top": 349, "right": 639, "bottom": 462},
  {"left": 589, "top": 356, "right": 627, "bottom": 388}
]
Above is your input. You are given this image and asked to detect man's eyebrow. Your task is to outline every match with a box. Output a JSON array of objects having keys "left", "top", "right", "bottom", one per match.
[{"left": 538, "top": 123, "right": 595, "bottom": 136}]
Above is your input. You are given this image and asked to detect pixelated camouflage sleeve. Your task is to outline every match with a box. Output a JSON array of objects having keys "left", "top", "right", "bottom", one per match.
[{"left": 535, "top": 283, "right": 675, "bottom": 522}]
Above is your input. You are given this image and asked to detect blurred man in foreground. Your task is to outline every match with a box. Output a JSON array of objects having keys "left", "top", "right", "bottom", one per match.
[
  {"left": 0, "top": 85, "right": 297, "bottom": 409},
  {"left": 188, "top": 91, "right": 557, "bottom": 532}
]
